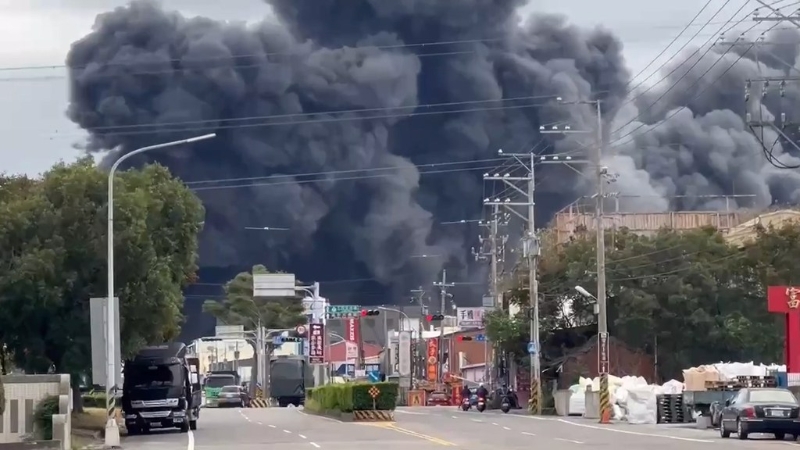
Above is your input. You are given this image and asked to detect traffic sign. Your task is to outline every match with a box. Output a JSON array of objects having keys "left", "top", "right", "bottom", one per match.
[
  {"left": 368, "top": 386, "right": 380, "bottom": 398},
  {"left": 295, "top": 325, "right": 307, "bottom": 336},
  {"left": 527, "top": 341, "right": 537, "bottom": 355},
  {"left": 325, "top": 305, "right": 362, "bottom": 319},
  {"left": 475, "top": 334, "right": 486, "bottom": 342},
  {"left": 598, "top": 332, "right": 609, "bottom": 374}
]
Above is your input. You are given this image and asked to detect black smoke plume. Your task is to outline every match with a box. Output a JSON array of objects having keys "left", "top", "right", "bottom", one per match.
[{"left": 65, "top": 0, "right": 630, "bottom": 303}]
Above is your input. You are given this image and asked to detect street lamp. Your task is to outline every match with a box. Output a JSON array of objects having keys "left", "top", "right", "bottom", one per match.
[
  {"left": 105, "top": 133, "right": 215, "bottom": 446},
  {"left": 575, "top": 286, "right": 600, "bottom": 315}
]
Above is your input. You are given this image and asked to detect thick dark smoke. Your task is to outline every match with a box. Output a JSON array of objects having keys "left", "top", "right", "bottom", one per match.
[
  {"left": 611, "top": 26, "right": 800, "bottom": 212},
  {"left": 65, "top": 0, "right": 629, "bottom": 301}
]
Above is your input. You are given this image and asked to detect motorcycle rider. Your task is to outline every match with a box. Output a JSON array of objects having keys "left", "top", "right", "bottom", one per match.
[
  {"left": 460, "top": 384, "right": 472, "bottom": 401},
  {"left": 476, "top": 382, "right": 489, "bottom": 400}
]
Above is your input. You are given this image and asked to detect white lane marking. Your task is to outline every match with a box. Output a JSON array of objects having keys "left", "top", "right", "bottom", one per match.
[
  {"left": 187, "top": 430, "right": 194, "bottom": 450},
  {"left": 556, "top": 419, "right": 714, "bottom": 443},
  {"left": 283, "top": 429, "right": 292, "bottom": 433},
  {"left": 503, "top": 426, "right": 511, "bottom": 430},
  {"left": 310, "top": 443, "right": 321, "bottom": 448},
  {"left": 269, "top": 425, "right": 276, "bottom": 428},
  {"left": 395, "top": 410, "right": 429, "bottom": 415},
  {"left": 522, "top": 432, "right": 536, "bottom": 436},
  {"left": 256, "top": 422, "right": 263, "bottom": 425},
  {"left": 555, "top": 438, "right": 584, "bottom": 444},
  {"left": 471, "top": 419, "right": 483, "bottom": 423},
  {"left": 299, "top": 434, "right": 307, "bottom": 439},
  {"left": 297, "top": 408, "right": 344, "bottom": 423},
  {"left": 491, "top": 422, "right": 499, "bottom": 426},
  {"left": 451, "top": 415, "right": 458, "bottom": 419}
]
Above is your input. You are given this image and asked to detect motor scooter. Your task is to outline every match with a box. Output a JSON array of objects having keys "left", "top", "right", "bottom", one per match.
[
  {"left": 500, "top": 396, "right": 511, "bottom": 413},
  {"left": 476, "top": 397, "right": 486, "bottom": 412},
  {"left": 461, "top": 397, "right": 471, "bottom": 411}
]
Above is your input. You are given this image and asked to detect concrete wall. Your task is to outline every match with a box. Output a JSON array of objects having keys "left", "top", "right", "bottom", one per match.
[{"left": 0, "top": 374, "right": 71, "bottom": 449}]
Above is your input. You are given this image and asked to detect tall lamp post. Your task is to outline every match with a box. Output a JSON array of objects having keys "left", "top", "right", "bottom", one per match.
[{"left": 104, "top": 133, "right": 215, "bottom": 446}]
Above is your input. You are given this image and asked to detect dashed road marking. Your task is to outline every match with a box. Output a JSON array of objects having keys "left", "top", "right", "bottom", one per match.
[
  {"left": 503, "top": 426, "right": 511, "bottom": 430},
  {"left": 299, "top": 434, "right": 307, "bottom": 439},
  {"left": 471, "top": 419, "right": 483, "bottom": 423},
  {"left": 491, "top": 422, "right": 499, "bottom": 426},
  {"left": 522, "top": 432, "right": 536, "bottom": 437},
  {"left": 269, "top": 425, "right": 276, "bottom": 428},
  {"left": 451, "top": 415, "right": 458, "bottom": 419},
  {"left": 310, "top": 443, "right": 320, "bottom": 448},
  {"left": 555, "top": 438, "right": 584, "bottom": 444},
  {"left": 283, "top": 429, "right": 292, "bottom": 433},
  {"left": 256, "top": 422, "right": 262, "bottom": 425}
]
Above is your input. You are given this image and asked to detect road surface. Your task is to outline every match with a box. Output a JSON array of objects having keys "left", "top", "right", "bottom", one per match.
[{"left": 120, "top": 406, "right": 800, "bottom": 449}]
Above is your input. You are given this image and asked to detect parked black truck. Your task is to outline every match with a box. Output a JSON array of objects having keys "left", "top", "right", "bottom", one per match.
[{"left": 122, "top": 342, "right": 202, "bottom": 434}]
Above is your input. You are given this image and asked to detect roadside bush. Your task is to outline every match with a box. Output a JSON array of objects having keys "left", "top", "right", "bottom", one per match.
[
  {"left": 352, "top": 382, "right": 397, "bottom": 410},
  {"left": 305, "top": 382, "right": 397, "bottom": 412},
  {"left": 33, "top": 395, "right": 60, "bottom": 440},
  {"left": 82, "top": 392, "right": 107, "bottom": 408}
]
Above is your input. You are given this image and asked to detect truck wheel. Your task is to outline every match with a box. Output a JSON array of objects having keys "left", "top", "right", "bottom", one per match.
[
  {"left": 189, "top": 420, "right": 197, "bottom": 431},
  {"left": 179, "top": 420, "right": 190, "bottom": 433},
  {"left": 775, "top": 433, "right": 785, "bottom": 440},
  {"left": 127, "top": 426, "right": 140, "bottom": 436}
]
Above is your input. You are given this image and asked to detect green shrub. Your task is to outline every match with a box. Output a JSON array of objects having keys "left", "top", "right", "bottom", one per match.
[
  {"left": 33, "top": 395, "right": 60, "bottom": 440},
  {"left": 82, "top": 392, "right": 107, "bottom": 408},
  {"left": 0, "top": 376, "right": 5, "bottom": 415},
  {"left": 351, "top": 382, "right": 397, "bottom": 411},
  {"left": 305, "top": 382, "right": 397, "bottom": 412}
]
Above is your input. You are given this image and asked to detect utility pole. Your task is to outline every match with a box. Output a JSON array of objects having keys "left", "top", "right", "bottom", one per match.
[
  {"left": 410, "top": 287, "right": 429, "bottom": 317},
  {"left": 432, "top": 270, "right": 454, "bottom": 384},
  {"left": 484, "top": 151, "right": 545, "bottom": 413},
  {"left": 472, "top": 205, "right": 508, "bottom": 385},
  {"left": 541, "top": 97, "right": 610, "bottom": 423}
]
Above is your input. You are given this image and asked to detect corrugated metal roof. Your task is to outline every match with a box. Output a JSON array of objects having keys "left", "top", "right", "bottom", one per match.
[{"left": 724, "top": 209, "right": 800, "bottom": 247}]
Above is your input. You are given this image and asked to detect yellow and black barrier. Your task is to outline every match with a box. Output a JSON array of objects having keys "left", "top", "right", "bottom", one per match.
[
  {"left": 528, "top": 378, "right": 541, "bottom": 415},
  {"left": 352, "top": 410, "right": 394, "bottom": 421},
  {"left": 250, "top": 398, "right": 270, "bottom": 408},
  {"left": 599, "top": 373, "right": 611, "bottom": 423}
]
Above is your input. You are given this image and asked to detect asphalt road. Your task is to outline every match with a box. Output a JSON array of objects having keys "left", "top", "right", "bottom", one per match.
[
  {"left": 120, "top": 406, "right": 454, "bottom": 450},
  {"left": 392, "top": 406, "right": 800, "bottom": 449},
  {"left": 120, "top": 405, "right": 800, "bottom": 450}
]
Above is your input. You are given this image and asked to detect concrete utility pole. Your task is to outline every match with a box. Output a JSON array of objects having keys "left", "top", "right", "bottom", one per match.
[
  {"left": 542, "top": 97, "right": 610, "bottom": 423},
  {"left": 484, "top": 151, "right": 547, "bottom": 414},
  {"left": 432, "top": 270, "right": 454, "bottom": 383},
  {"left": 410, "top": 287, "right": 429, "bottom": 316}
]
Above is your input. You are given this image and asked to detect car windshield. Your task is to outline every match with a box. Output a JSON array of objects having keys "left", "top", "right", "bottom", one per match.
[
  {"left": 221, "top": 386, "right": 240, "bottom": 393},
  {"left": 749, "top": 390, "right": 798, "bottom": 404}
]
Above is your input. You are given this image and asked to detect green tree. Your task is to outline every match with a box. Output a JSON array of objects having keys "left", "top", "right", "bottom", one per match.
[
  {"left": 203, "top": 265, "right": 307, "bottom": 330},
  {"left": 486, "top": 224, "right": 787, "bottom": 381},
  {"left": 0, "top": 159, "right": 204, "bottom": 389}
]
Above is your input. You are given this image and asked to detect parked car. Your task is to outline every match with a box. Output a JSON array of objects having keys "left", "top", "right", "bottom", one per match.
[
  {"left": 217, "top": 385, "right": 250, "bottom": 408},
  {"left": 719, "top": 387, "right": 800, "bottom": 440}
]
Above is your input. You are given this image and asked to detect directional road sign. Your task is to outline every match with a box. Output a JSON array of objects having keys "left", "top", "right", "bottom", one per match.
[
  {"left": 527, "top": 341, "right": 538, "bottom": 355},
  {"left": 325, "top": 305, "right": 362, "bottom": 319}
]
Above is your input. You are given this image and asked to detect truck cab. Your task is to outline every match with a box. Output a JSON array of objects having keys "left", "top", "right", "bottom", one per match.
[
  {"left": 203, "top": 370, "right": 240, "bottom": 407},
  {"left": 122, "top": 343, "right": 201, "bottom": 434}
]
